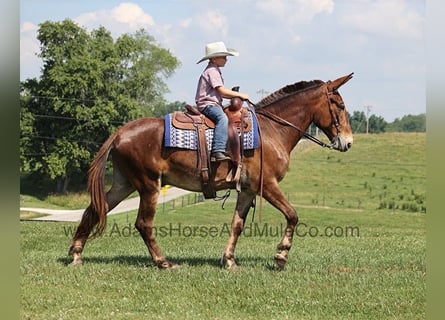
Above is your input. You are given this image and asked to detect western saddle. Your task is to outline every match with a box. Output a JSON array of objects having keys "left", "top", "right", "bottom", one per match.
[{"left": 170, "top": 97, "right": 252, "bottom": 198}]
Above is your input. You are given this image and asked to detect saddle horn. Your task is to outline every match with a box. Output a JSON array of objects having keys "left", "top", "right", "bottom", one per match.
[{"left": 229, "top": 86, "right": 243, "bottom": 111}]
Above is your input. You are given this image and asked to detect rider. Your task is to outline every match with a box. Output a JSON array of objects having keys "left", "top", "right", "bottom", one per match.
[{"left": 195, "top": 41, "right": 249, "bottom": 162}]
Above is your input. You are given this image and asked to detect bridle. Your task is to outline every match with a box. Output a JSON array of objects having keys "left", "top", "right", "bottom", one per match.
[
  {"left": 326, "top": 80, "right": 345, "bottom": 138},
  {"left": 249, "top": 82, "right": 343, "bottom": 149}
]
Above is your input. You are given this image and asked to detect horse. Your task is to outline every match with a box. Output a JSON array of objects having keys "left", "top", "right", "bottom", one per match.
[{"left": 68, "top": 73, "right": 354, "bottom": 269}]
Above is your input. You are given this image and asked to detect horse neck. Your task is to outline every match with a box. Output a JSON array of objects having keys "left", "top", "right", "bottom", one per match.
[{"left": 258, "top": 88, "right": 323, "bottom": 152}]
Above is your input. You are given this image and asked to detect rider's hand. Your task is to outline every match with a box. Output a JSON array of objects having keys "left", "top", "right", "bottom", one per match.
[{"left": 238, "top": 93, "right": 249, "bottom": 101}]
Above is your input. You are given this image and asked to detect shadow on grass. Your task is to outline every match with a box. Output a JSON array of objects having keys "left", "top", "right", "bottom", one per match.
[
  {"left": 59, "top": 254, "right": 221, "bottom": 268},
  {"left": 58, "top": 254, "right": 279, "bottom": 270}
]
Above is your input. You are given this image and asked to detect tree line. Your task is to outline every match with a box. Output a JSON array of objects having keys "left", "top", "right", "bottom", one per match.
[
  {"left": 348, "top": 111, "right": 425, "bottom": 134},
  {"left": 20, "top": 19, "right": 426, "bottom": 194}
]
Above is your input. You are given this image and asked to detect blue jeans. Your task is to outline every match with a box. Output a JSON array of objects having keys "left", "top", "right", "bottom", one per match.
[{"left": 201, "top": 105, "right": 228, "bottom": 153}]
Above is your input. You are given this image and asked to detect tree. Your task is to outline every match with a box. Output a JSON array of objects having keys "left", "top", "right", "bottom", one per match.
[
  {"left": 348, "top": 111, "right": 387, "bottom": 133},
  {"left": 151, "top": 101, "right": 187, "bottom": 118},
  {"left": 20, "top": 19, "right": 180, "bottom": 193},
  {"left": 348, "top": 111, "right": 367, "bottom": 133},
  {"left": 368, "top": 114, "right": 387, "bottom": 133},
  {"left": 386, "top": 114, "right": 426, "bottom": 132}
]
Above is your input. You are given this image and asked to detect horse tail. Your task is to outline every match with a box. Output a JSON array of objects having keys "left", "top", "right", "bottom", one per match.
[{"left": 88, "top": 132, "right": 117, "bottom": 237}]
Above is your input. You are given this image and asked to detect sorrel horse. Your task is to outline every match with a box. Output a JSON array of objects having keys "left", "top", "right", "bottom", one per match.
[{"left": 68, "top": 73, "right": 354, "bottom": 269}]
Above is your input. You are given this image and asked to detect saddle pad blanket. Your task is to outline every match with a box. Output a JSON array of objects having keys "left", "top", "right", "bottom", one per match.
[{"left": 164, "top": 110, "right": 259, "bottom": 150}]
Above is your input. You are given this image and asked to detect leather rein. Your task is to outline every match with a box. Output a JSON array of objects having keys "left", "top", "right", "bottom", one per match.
[{"left": 248, "top": 84, "right": 342, "bottom": 149}]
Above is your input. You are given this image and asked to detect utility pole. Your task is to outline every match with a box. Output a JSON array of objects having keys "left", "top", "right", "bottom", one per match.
[
  {"left": 257, "top": 89, "right": 269, "bottom": 99},
  {"left": 365, "top": 105, "right": 372, "bottom": 134}
]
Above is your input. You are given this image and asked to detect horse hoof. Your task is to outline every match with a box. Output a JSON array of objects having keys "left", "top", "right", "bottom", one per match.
[
  {"left": 274, "top": 253, "right": 288, "bottom": 269},
  {"left": 221, "top": 256, "right": 238, "bottom": 270},
  {"left": 69, "top": 259, "right": 83, "bottom": 266},
  {"left": 156, "top": 260, "right": 179, "bottom": 269},
  {"left": 168, "top": 263, "right": 180, "bottom": 270},
  {"left": 227, "top": 263, "right": 238, "bottom": 270}
]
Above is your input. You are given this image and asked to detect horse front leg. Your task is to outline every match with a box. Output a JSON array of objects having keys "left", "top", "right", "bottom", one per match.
[
  {"left": 221, "top": 191, "right": 256, "bottom": 269},
  {"left": 263, "top": 183, "right": 298, "bottom": 269}
]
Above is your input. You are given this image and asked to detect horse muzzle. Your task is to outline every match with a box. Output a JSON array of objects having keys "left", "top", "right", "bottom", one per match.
[{"left": 331, "top": 134, "right": 353, "bottom": 152}]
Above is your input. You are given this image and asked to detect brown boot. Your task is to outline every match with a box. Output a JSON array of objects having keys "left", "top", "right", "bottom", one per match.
[{"left": 211, "top": 151, "right": 231, "bottom": 162}]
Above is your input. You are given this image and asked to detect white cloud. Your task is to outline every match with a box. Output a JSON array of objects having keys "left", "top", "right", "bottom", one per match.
[
  {"left": 339, "top": 0, "right": 424, "bottom": 40},
  {"left": 256, "top": 0, "right": 287, "bottom": 18},
  {"left": 300, "top": 0, "right": 334, "bottom": 18},
  {"left": 111, "top": 2, "right": 155, "bottom": 28},
  {"left": 74, "top": 2, "right": 155, "bottom": 36},
  {"left": 251, "top": 0, "right": 334, "bottom": 50},
  {"left": 20, "top": 21, "right": 37, "bottom": 33},
  {"left": 195, "top": 10, "right": 229, "bottom": 37},
  {"left": 256, "top": 0, "right": 334, "bottom": 24},
  {"left": 75, "top": 12, "right": 99, "bottom": 27},
  {"left": 291, "top": 34, "right": 303, "bottom": 44},
  {"left": 179, "top": 18, "right": 192, "bottom": 28}
]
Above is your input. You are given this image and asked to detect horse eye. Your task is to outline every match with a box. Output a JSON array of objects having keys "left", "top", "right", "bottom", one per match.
[{"left": 331, "top": 96, "right": 345, "bottom": 109}]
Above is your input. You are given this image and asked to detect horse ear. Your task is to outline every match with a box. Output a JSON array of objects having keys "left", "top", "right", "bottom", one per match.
[{"left": 330, "top": 72, "right": 354, "bottom": 91}]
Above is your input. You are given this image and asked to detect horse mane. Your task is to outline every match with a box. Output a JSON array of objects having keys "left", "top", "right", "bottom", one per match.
[{"left": 255, "top": 80, "right": 324, "bottom": 108}]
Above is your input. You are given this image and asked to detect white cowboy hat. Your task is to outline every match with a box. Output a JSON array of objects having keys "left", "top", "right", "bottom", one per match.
[{"left": 197, "top": 41, "right": 239, "bottom": 64}]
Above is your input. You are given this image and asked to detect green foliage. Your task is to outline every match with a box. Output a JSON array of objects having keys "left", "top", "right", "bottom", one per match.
[
  {"left": 151, "top": 100, "right": 187, "bottom": 117},
  {"left": 348, "top": 110, "right": 387, "bottom": 133},
  {"left": 348, "top": 111, "right": 426, "bottom": 134},
  {"left": 386, "top": 113, "right": 426, "bottom": 132},
  {"left": 368, "top": 114, "right": 387, "bottom": 133},
  {"left": 20, "top": 19, "right": 180, "bottom": 193},
  {"left": 348, "top": 110, "right": 367, "bottom": 133}
]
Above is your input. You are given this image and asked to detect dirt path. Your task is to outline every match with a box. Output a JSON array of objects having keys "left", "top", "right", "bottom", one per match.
[{"left": 20, "top": 187, "right": 191, "bottom": 222}]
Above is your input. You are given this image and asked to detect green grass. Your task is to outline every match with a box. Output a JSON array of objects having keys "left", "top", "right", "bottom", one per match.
[
  {"left": 281, "top": 132, "right": 426, "bottom": 213},
  {"left": 20, "top": 133, "right": 426, "bottom": 319},
  {"left": 20, "top": 193, "right": 91, "bottom": 210}
]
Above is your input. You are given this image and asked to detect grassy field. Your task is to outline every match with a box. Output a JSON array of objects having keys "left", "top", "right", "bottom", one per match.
[{"left": 20, "top": 133, "right": 426, "bottom": 319}]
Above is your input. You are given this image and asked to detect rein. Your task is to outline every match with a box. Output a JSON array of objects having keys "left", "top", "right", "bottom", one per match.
[
  {"left": 247, "top": 86, "right": 338, "bottom": 149},
  {"left": 254, "top": 107, "right": 333, "bottom": 149}
]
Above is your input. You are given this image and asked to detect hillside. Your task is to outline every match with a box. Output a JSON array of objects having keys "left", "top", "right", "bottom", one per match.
[{"left": 283, "top": 132, "right": 426, "bottom": 213}]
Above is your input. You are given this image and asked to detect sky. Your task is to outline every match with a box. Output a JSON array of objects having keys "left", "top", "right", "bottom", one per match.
[{"left": 20, "top": 0, "right": 425, "bottom": 122}]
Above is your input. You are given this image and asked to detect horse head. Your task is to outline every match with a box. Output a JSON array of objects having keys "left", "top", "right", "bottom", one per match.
[{"left": 313, "top": 73, "right": 354, "bottom": 152}]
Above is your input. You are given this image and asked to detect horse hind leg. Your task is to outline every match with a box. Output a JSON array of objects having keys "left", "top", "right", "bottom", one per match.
[
  {"left": 68, "top": 204, "right": 99, "bottom": 266},
  {"left": 134, "top": 185, "right": 178, "bottom": 269},
  {"left": 68, "top": 167, "right": 135, "bottom": 265}
]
